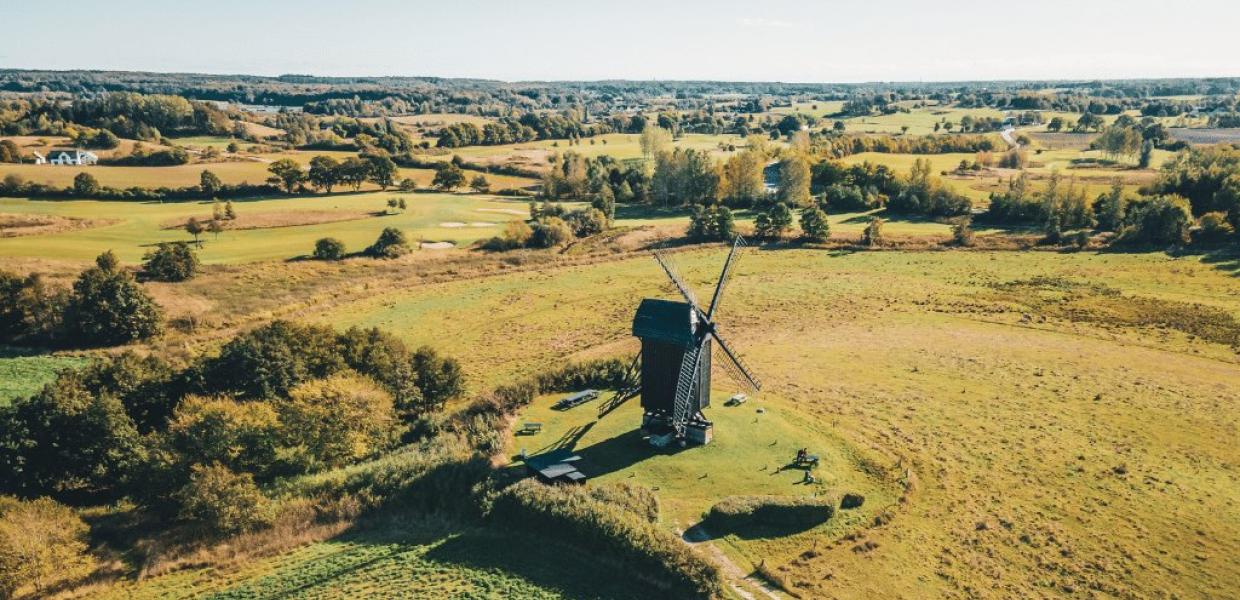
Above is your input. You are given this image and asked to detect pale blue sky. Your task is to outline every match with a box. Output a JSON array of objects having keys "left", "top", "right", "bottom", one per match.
[{"left": 3, "top": 0, "right": 1237, "bottom": 82}]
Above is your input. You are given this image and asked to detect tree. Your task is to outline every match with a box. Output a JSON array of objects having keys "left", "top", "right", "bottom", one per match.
[
  {"left": 1093, "top": 183, "right": 1127, "bottom": 232},
  {"left": 200, "top": 169, "right": 222, "bottom": 195},
  {"left": 313, "top": 237, "right": 346, "bottom": 260},
  {"left": 0, "top": 371, "right": 142, "bottom": 499},
  {"left": 338, "top": 157, "right": 370, "bottom": 192},
  {"left": 367, "top": 227, "right": 411, "bottom": 258},
  {"left": 0, "top": 496, "right": 94, "bottom": 598},
  {"left": 1122, "top": 195, "right": 1193, "bottom": 245},
  {"left": 411, "top": 346, "right": 465, "bottom": 413},
  {"left": 1138, "top": 140, "right": 1154, "bottom": 169},
  {"left": 470, "top": 174, "right": 491, "bottom": 193},
  {"left": 386, "top": 198, "right": 401, "bottom": 214},
  {"left": 0, "top": 140, "right": 21, "bottom": 163},
  {"left": 833, "top": 120, "right": 846, "bottom": 132},
  {"left": 266, "top": 158, "right": 305, "bottom": 194},
  {"left": 754, "top": 202, "right": 793, "bottom": 240},
  {"left": 64, "top": 252, "right": 163, "bottom": 346},
  {"left": 208, "top": 218, "right": 224, "bottom": 240},
  {"left": 639, "top": 124, "right": 672, "bottom": 160},
  {"left": 226, "top": 141, "right": 239, "bottom": 153},
  {"left": 307, "top": 155, "right": 341, "bottom": 192},
  {"left": 73, "top": 172, "right": 99, "bottom": 196},
  {"left": 1047, "top": 116, "right": 1065, "bottom": 132},
  {"left": 366, "top": 155, "right": 398, "bottom": 190},
  {"left": 799, "top": 206, "right": 830, "bottom": 241},
  {"left": 143, "top": 242, "right": 199, "bottom": 282},
  {"left": 432, "top": 162, "right": 466, "bottom": 191},
  {"left": 276, "top": 373, "right": 396, "bottom": 471},
  {"left": 718, "top": 149, "right": 766, "bottom": 206},
  {"left": 224, "top": 200, "right": 236, "bottom": 220},
  {"left": 778, "top": 156, "right": 812, "bottom": 207},
  {"left": 185, "top": 217, "right": 205, "bottom": 247},
  {"left": 203, "top": 320, "right": 344, "bottom": 399},
  {"left": 176, "top": 463, "right": 272, "bottom": 535}
]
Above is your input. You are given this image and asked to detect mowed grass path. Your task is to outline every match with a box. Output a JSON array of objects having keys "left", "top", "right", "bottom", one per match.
[
  {"left": 313, "top": 248, "right": 1239, "bottom": 598},
  {"left": 0, "top": 193, "right": 535, "bottom": 264}
]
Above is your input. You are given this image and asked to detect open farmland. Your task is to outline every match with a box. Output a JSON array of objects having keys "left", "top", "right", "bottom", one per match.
[
  {"left": 413, "top": 133, "right": 753, "bottom": 172},
  {"left": 85, "top": 245, "right": 1239, "bottom": 599}
]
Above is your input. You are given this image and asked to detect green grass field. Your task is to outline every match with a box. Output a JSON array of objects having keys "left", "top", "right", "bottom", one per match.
[
  {"left": 0, "top": 350, "right": 87, "bottom": 405},
  {"left": 0, "top": 193, "right": 541, "bottom": 264},
  {"left": 94, "top": 519, "right": 658, "bottom": 600}
]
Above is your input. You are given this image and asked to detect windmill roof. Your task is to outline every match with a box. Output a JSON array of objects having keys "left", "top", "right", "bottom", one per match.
[{"left": 632, "top": 298, "right": 695, "bottom": 345}]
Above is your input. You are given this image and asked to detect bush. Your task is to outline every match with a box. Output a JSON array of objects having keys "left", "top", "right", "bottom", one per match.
[
  {"left": 367, "top": 227, "right": 411, "bottom": 258},
  {"left": 162, "top": 395, "right": 282, "bottom": 479},
  {"left": 1195, "top": 211, "right": 1236, "bottom": 242},
  {"left": 73, "top": 172, "right": 100, "bottom": 196},
  {"left": 177, "top": 463, "right": 273, "bottom": 535},
  {"left": 277, "top": 373, "right": 396, "bottom": 472},
  {"left": 529, "top": 217, "right": 573, "bottom": 248},
  {"left": 564, "top": 208, "right": 607, "bottom": 237},
  {"left": 313, "top": 237, "right": 347, "bottom": 260},
  {"left": 861, "top": 217, "right": 885, "bottom": 247},
  {"left": 0, "top": 496, "right": 94, "bottom": 599},
  {"left": 143, "top": 242, "right": 199, "bottom": 282},
  {"left": 490, "top": 480, "right": 723, "bottom": 599},
  {"left": 950, "top": 217, "right": 975, "bottom": 247},
  {"left": 705, "top": 495, "right": 834, "bottom": 533}
]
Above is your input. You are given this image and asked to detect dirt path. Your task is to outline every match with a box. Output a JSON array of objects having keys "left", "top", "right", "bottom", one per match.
[{"left": 682, "top": 527, "right": 782, "bottom": 600}]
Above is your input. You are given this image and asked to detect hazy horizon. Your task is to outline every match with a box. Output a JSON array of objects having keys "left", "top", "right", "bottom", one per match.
[{"left": 3, "top": 0, "right": 1238, "bottom": 83}]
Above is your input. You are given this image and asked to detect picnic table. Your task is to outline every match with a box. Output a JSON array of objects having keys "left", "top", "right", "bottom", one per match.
[{"left": 518, "top": 422, "right": 542, "bottom": 435}]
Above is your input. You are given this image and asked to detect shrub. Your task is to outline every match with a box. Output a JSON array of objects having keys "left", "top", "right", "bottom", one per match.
[
  {"left": 861, "top": 217, "right": 885, "bottom": 247},
  {"left": 177, "top": 463, "right": 273, "bottom": 535},
  {"left": 950, "top": 217, "right": 975, "bottom": 247},
  {"left": 706, "top": 495, "right": 834, "bottom": 533},
  {"left": 754, "top": 202, "right": 793, "bottom": 240},
  {"left": 313, "top": 237, "right": 347, "bottom": 260},
  {"left": 143, "top": 242, "right": 199, "bottom": 282},
  {"left": 1195, "top": 211, "right": 1236, "bottom": 242},
  {"left": 564, "top": 208, "right": 607, "bottom": 237},
  {"left": 490, "top": 480, "right": 723, "bottom": 599},
  {"left": 0, "top": 496, "right": 94, "bottom": 598},
  {"left": 482, "top": 220, "right": 534, "bottom": 251},
  {"left": 367, "top": 227, "right": 411, "bottom": 258},
  {"left": 529, "top": 217, "right": 573, "bottom": 248},
  {"left": 277, "top": 373, "right": 396, "bottom": 472},
  {"left": 73, "top": 172, "right": 100, "bottom": 196},
  {"left": 163, "top": 395, "right": 282, "bottom": 479},
  {"left": 687, "top": 204, "right": 736, "bottom": 241}
]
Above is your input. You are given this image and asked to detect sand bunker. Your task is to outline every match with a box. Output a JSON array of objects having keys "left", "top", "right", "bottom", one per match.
[
  {"left": 440, "top": 222, "right": 467, "bottom": 228},
  {"left": 420, "top": 241, "right": 455, "bottom": 249},
  {"left": 0, "top": 213, "right": 117, "bottom": 238},
  {"left": 478, "top": 208, "right": 528, "bottom": 216}
]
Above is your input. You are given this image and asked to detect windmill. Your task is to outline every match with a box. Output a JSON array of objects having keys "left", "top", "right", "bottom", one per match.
[{"left": 628, "top": 236, "right": 762, "bottom": 446}]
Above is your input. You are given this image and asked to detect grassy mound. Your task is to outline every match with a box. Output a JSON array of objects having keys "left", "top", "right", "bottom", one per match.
[
  {"left": 489, "top": 480, "right": 723, "bottom": 599},
  {"left": 705, "top": 495, "right": 834, "bottom": 537}
]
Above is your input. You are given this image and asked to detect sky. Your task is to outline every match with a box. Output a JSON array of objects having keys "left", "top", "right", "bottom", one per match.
[{"left": 2, "top": 0, "right": 1238, "bottom": 83}]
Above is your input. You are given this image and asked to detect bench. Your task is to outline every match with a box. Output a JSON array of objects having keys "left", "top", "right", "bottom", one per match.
[{"left": 518, "top": 422, "right": 543, "bottom": 435}]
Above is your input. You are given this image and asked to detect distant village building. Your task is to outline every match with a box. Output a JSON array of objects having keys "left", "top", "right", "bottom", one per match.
[
  {"left": 46, "top": 149, "right": 98, "bottom": 166},
  {"left": 31, "top": 151, "right": 46, "bottom": 165}
]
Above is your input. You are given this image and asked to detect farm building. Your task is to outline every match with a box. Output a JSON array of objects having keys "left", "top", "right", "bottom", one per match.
[
  {"left": 31, "top": 151, "right": 46, "bottom": 165},
  {"left": 46, "top": 149, "right": 98, "bottom": 165}
]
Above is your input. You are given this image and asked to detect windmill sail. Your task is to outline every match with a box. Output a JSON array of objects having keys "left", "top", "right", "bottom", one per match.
[{"left": 670, "top": 343, "right": 703, "bottom": 435}]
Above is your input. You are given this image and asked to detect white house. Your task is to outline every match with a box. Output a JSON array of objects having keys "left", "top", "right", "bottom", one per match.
[
  {"left": 31, "top": 151, "right": 46, "bottom": 165},
  {"left": 46, "top": 149, "right": 98, "bottom": 166}
]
